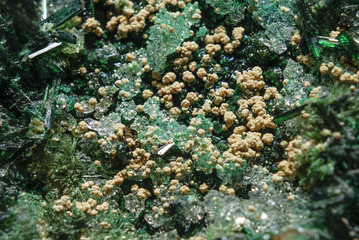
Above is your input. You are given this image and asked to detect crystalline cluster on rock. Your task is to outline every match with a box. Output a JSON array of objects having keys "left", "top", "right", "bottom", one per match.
[
  {"left": 265, "top": 22, "right": 296, "bottom": 54},
  {"left": 250, "top": 0, "right": 296, "bottom": 54},
  {"left": 143, "top": 97, "right": 161, "bottom": 118},
  {"left": 147, "top": 3, "right": 201, "bottom": 72},
  {"left": 216, "top": 162, "right": 246, "bottom": 185},
  {"left": 124, "top": 193, "right": 145, "bottom": 218},
  {"left": 114, "top": 49, "right": 147, "bottom": 100},
  {"left": 282, "top": 59, "right": 314, "bottom": 109},
  {"left": 197, "top": 167, "right": 311, "bottom": 239},
  {"left": 130, "top": 116, "right": 150, "bottom": 133},
  {"left": 93, "top": 43, "right": 119, "bottom": 62},
  {"left": 172, "top": 194, "right": 205, "bottom": 228},
  {"left": 205, "top": 0, "right": 246, "bottom": 24},
  {"left": 190, "top": 115, "right": 214, "bottom": 137},
  {"left": 117, "top": 100, "right": 137, "bottom": 121},
  {"left": 4, "top": 0, "right": 359, "bottom": 239},
  {"left": 84, "top": 113, "right": 121, "bottom": 136},
  {"left": 173, "top": 127, "right": 197, "bottom": 151}
]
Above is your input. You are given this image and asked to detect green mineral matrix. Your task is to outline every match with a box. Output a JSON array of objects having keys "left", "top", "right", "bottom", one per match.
[{"left": 1, "top": 0, "right": 359, "bottom": 239}]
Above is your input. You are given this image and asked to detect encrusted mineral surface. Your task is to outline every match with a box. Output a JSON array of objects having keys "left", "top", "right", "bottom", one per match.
[{"left": 1, "top": 0, "right": 359, "bottom": 239}]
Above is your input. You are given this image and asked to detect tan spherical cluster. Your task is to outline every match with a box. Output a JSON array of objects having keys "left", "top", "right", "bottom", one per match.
[
  {"left": 196, "top": 68, "right": 207, "bottom": 79},
  {"left": 319, "top": 63, "right": 329, "bottom": 74},
  {"left": 170, "top": 106, "right": 181, "bottom": 115},
  {"left": 186, "top": 92, "right": 199, "bottom": 102},
  {"left": 329, "top": 30, "right": 340, "bottom": 38},
  {"left": 221, "top": 79, "right": 278, "bottom": 165},
  {"left": 94, "top": 171, "right": 126, "bottom": 198},
  {"left": 291, "top": 30, "right": 301, "bottom": 46},
  {"left": 168, "top": 179, "right": 180, "bottom": 191},
  {"left": 162, "top": 72, "right": 177, "bottom": 84},
  {"left": 280, "top": 6, "right": 291, "bottom": 13},
  {"left": 236, "top": 66, "right": 265, "bottom": 91},
  {"left": 223, "top": 111, "right": 237, "bottom": 129},
  {"left": 262, "top": 133, "right": 274, "bottom": 145},
  {"left": 105, "top": 1, "right": 156, "bottom": 39},
  {"left": 117, "top": 78, "right": 144, "bottom": 98},
  {"left": 227, "top": 187, "right": 235, "bottom": 195},
  {"left": 237, "top": 96, "right": 276, "bottom": 131},
  {"left": 174, "top": 41, "right": 199, "bottom": 66},
  {"left": 131, "top": 184, "right": 139, "bottom": 192},
  {"left": 191, "top": 99, "right": 212, "bottom": 116},
  {"left": 98, "top": 132, "right": 121, "bottom": 151},
  {"left": 331, "top": 66, "right": 342, "bottom": 78},
  {"left": 161, "top": 0, "right": 193, "bottom": 9},
  {"left": 188, "top": 61, "right": 197, "bottom": 72},
  {"left": 162, "top": 157, "right": 192, "bottom": 178},
  {"left": 71, "top": 15, "right": 83, "bottom": 26},
  {"left": 83, "top": 18, "right": 104, "bottom": 37},
  {"left": 232, "top": 27, "right": 245, "bottom": 43},
  {"left": 52, "top": 195, "right": 73, "bottom": 212},
  {"left": 224, "top": 127, "right": 263, "bottom": 163},
  {"left": 204, "top": 26, "right": 244, "bottom": 55},
  {"left": 288, "top": 194, "right": 295, "bottom": 201},
  {"left": 211, "top": 102, "right": 228, "bottom": 116},
  {"left": 90, "top": 185, "right": 103, "bottom": 198},
  {"left": 272, "top": 137, "right": 302, "bottom": 182},
  {"left": 74, "top": 102, "right": 84, "bottom": 113},
  {"left": 247, "top": 204, "right": 256, "bottom": 212},
  {"left": 79, "top": 67, "right": 87, "bottom": 75},
  {"left": 80, "top": 170, "right": 125, "bottom": 213},
  {"left": 246, "top": 113, "right": 276, "bottom": 131},
  {"left": 143, "top": 89, "right": 154, "bottom": 99},
  {"left": 308, "top": 86, "right": 321, "bottom": 98},
  {"left": 179, "top": 185, "right": 190, "bottom": 194},
  {"left": 204, "top": 73, "right": 219, "bottom": 86},
  {"left": 320, "top": 62, "right": 359, "bottom": 84},
  {"left": 126, "top": 52, "right": 135, "bottom": 61},
  {"left": 296, "top": 54, "right": 315, "bottom": 67},
  {"left": 100, "top": 221, "right": 112, "bottom": 229},
  {"left": 202, "top": 54, "right": 210, "bottom": 63},
  {"left": 124, "top": 148, "right": 155, "bottom": 178},
  {"left": 205, "top": 44, "right": 221, "bottom": 57},
  {"left": 88, "top": 97, "right": 98, "bottom": 106},
  {"left": 74, "top": 18, "right": 286, "bottom": 219},
  {"left": 76, "top": 198, "right": 99, "bottom": 216},
  {"left": 219, "top": 184, "right": 227, "bottom": 193},
  {"left": 153, "top": 188, "right": 161, "bottom": 197},
  {"left": 96, "top": 202, "right": 109, "bottom": 211},
  {"left": 179, "top": 98, "right": 190, "bottom": 112},
  {"left": 183, "top": 70, "right": 196, "bottom": 83},
  {"left": 263, "top": 87, "right": 281, "bottom": 100},
  {"left": 303, "top": 81, "right": 312, "bottom": 88},
  {"left": 232, "top": 27, "right": 244, "bottom": 49},
  {"left": 218, "top": 185, "right": 235, "bottom": 195},
  {"left": 78, "top": 121, "right": 88, "bottom": 132},
  {"left": 136, "top": 188, "right": 151, "bottom": 200},
  {"left": 209, "top": 82, "right": 234, "bottom": 105},
  {"left": 199, "top": 183, "right": 208, "bottom": 193},
  {"left": 98, "top": 87, "right": 107, "bottom": 96},
  {"left": 115, "top": 123, "right": 126, "bottom": 138},
  {"left": 81, "top": 180, "right": 94, "bottom": 190},
  {"left": 157, "top": 80, "right": 185, "bottom": 109},
  {"left": 102, "top": 179, "right": 117, "bottom": 195},
  {"left": 84, "top": 131, "right": 97, "bottom": 139},
  {"left": 301, "top": 110, "right": 310, "bottom": 120}
]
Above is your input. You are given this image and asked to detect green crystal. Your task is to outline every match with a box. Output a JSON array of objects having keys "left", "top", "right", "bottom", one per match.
[
  {"left": 147, "top": 3, "right": 201, "bottom": 72},
  {"left": 117, "top": 100, "right": 137, "bottom": 121}
]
